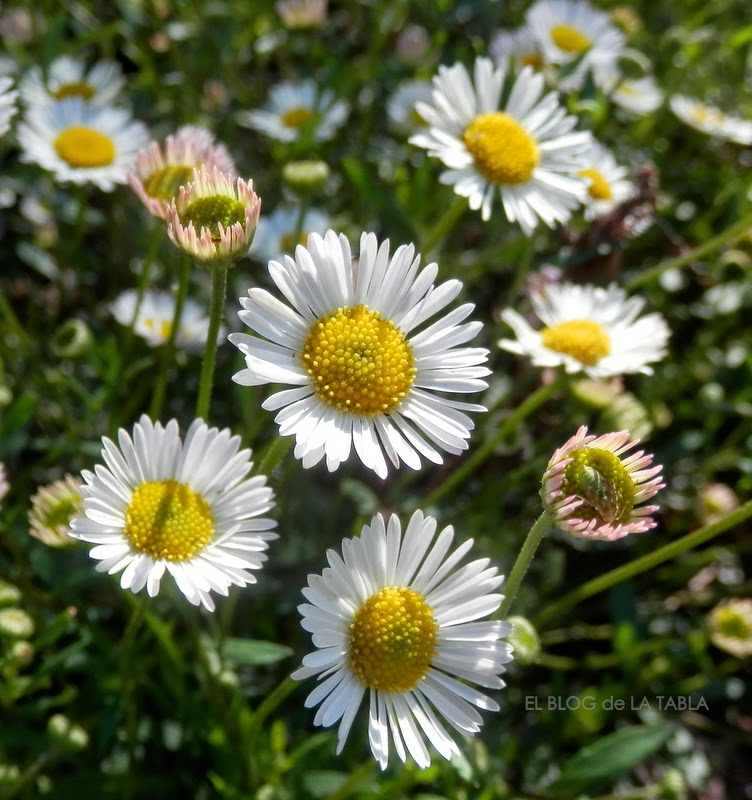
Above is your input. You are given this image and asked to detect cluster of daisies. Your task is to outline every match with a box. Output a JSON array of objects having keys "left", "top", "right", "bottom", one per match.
[{"left": 9, "top": 0, "right": 743, "bottom": 772}]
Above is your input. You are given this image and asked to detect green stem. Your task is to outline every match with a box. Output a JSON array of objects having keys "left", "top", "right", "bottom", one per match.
[
  {"left": 420, "top": 196, "right": 467, "bottom": 254},
  {"left": 254, "top": 436, "right": 293, "bottom": 478},
  {"left": 122, "top": 224, "right": 164, "bottom": 358},
  {"left": 627, "top": 209, "right": 752, "bottom": 290},
  {"left": 293, "top": 197, "right": 310, "bottom": 245},
  {"left": 149, "top": 258, "right": 190, "bottom": 419},
  {"left": 323, "top": 760, "right": 377, "bottom": 800},
  {"left": 534, "top": 498, "right": 752, "bottom": 629},
  {"left": 121, "top": 595, "right": 149, "bottom": 800},
  {"left": 195, "top": 264, "right": 229, "bottom": 421},
  {"left": 499, "top": 512, "right": 554, "bottom": 617},
  {"left": 246, "top": 675, "right": 299, "bottom": 739},
  {"left": 421, "top": 377, "right": 563, "bottom": 510}
]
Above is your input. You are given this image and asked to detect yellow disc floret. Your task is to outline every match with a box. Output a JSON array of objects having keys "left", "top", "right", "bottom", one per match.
[
  {"left": 123, "top": 480, "right": 214, "bottom": 561},
  {"left": 54, "top": 126, "right": 116, "bottom": 168},
  {"left": 462, "top": 113, "right": 539, "bottom": 186},
  {"left": 53, "top": 82, "right": 95, "bottom": 101},
  {"left": 349, "top": 586, "right": 438, "bottom": 693},
  {"left": 144, "top": 165, "right": 194, "bottom": 202},
  {"left": 301, "top": 304, "right": 416, "bottom": 415},
  {"left": 550, "top": 24, "right": 591, "bottom": 54},
  {"left": 181, "top": 196, "right": 246, "bottom": 241},
  {"left": 560, "top": 447, "right": 636, "bottom": 525},
  {"left": 578, "top": 168, "right": 613, "bottom": 201},
  {"left": 281, "top": 106, "right": 314, "bottom": 129},
  {"left": 541, "top": 319, "right": 611, "bottom": 366}
]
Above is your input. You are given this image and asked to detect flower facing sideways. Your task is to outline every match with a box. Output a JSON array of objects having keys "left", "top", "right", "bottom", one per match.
[
  {"left": 499, "top": 282, "right": 669, "bottom": 379},
  {"left": 292, "top": 510, "right": 513, "bottom": 769},
  {"left": 69, "top": 416, "right": 277, "bottom": 611},
  {"left": 541, "top": 426, "right": 664, "bottom": 540},
  {"left": 230, "top": 230, "right": 490, "bottom": 479},
  {"left": 128, "top": 125, "right": 235, "bottom": 220}
]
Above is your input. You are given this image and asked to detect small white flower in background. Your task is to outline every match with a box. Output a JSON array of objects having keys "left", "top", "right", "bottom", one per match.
[
  {"left": 0, "top": 462, "right": 9, "bottom": 505},
  {"left": 707, "top": 599, "right": 752, "bottom": 659},
  {"left": 541, "top": 426, "right": 664, "bottom": 540},
  {"left": 19, "top": 55, "right": 126, "bottom": 108},
  {"left": 110, "top": 289, "right": 223, "bottom": 351},
  {"left": 386, "top": 79, "right": 434, "bottom": 134},
  {"left": 128, "top": 125, "right": 235, "bottom": 220},
  {"left": 410, "top": 57, "right": 591, "bottom": 234},
  {"left": 489, "top": 26, "right": 546, "bottom": 71},
  {"left": 0, "top": 76, "right": 18, "bottom": 136},
  {"left": 166, "top": 165, "right": 261, "bottom": 265},
  {"left": 250, "top": 205, "right": 330, "bottom": 264},
  {"left": 276, "top": 0, "right": 327, "bottom": 29},
  {"left": 18, "top": 97, "right": 149, "bottom": 190},
  {"left": 602, "top": 73, "right": 663, "bottom": 116},
  {"left": 237, "top": 80, "right": 348, "bottom": 143},
  {"left": 499, "top": 282, "right": 669, "bottom": 378},
  {"left": 575, "top": 141, "right": 634, "bottom": 220},
  {"left": 69, "top": 416, "right": 277, "bottom": 611},
  {"left": 669, "top": 95, "right": 752, "bottom": 145},
  {"left": 525, "top": 0, "right": 625, "bottom": 90},
  {"left": 230, "top": 230, "right": 490, "bottom": 479},
  {"left": 292, "top": 509, "right": 513, "bottom": 769},
  {"left": 28, "top": 474, "right": 83, "bottom": 548}
]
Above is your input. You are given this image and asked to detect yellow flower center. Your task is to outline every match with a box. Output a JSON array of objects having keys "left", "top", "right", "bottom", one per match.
[
  {"left": 52, "top": 81, "right": 96, "bottom": 100},
  {"left": 540, "top": 319, "right": 611, "bottom": 366},
  {"left": 181, "top": 195, "right": 246, "bottom": 241},
  {"left": 578, "top": 168, "right": 614, "bottom": 201},
  {"left": 349, "top": 586, "right": 438, "bottom": 693},
  {"left": 714, "top": 607, "right": 751, "bottom": 640},
  {"left": 550, "top": 24, "right": 591, "bottom": 54},
  {"left": 143, "top": 317, "right": 173, "bottom": 341},
  {"left": 281, "top": 106, "right": 314, "bottom": 129},
  {"left": 462, "top": 113, "right": 539, "bottom": 186},
  {"left": 689, "top": 105, "right": 724, "bottom": 125},
  {"left": 520, "top": 52, "right": 544, "bottom": 68},
  {"left": 560, "top": 447, "right": 636, "bottom": 525},
  {"left": 54, "top": 126, "right": 116, "bottom": 168},
  {"left": 301, "top": 304, "right": 416, "bottom": 415},
  {"left": 123, "top": 480, "right": 214, "bottom": 561},
  {"left": 280, "top": 231, "right": 309, "bottom": 253},
  {"left": 144, "top": 165, "right": 194, "bottom": 202}
]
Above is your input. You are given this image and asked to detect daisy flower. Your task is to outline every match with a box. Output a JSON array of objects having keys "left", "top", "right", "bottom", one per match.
[
  {"left": 229, "top": 230, "right": 490, "bottom": 479},
  {"left": 0, "top": 76, "right": 18, "bottom": 136},
  {"left": 69, "top": 416, "right": 277, "bottom": 611},
  {"left": 605, "top": 74, "right": 663, "bottom": 116},
  {"left": 541, "top": 426, "right": 664, "bottom": 540},
  {"left": 386, "top": 79, "right": 434, "bottom": 134},
  {"left": 707, "top": 599, "right": 752, "bottom": 659},
  {"left": 128, "top": 125, "right": 235, "bottom": 220},
  {"left": 110, "top": 289, "right": 223, "bottom": 351},
  {"left": 526, "top": 0, "right": 625, "bottom": 90},
  {"left": 292, "top": 509, "right": 513, "bottom": 769},
  {"left": 498, "top": 282, "right": 669, "bottom": 378},
  {"left": 166, "top": 165, "right": 261, "bottom": 265},
  {"left": 489, "top": 26, "right": 546, "bottom": 71},
  {"left": 669, "top": 95, "right": 752, "bottom": 145},
  {"left": 18, "top": 97, "right": 149, "bottom": 191},
  {"left": 20, "top": 55, "right": 125, "bottom": 108},
  {"left": 276, "top": 0, "right": 328, "bottom": 28},
  {"left": 28, "top": 474, "right": 83, "bottom": 548},
  {"left": 237, "top": 80, "right": 348, "bottom": 143},
  {"left": 409, "top": 57, "right": 591, "bottom": 233},
  {"left": 575, "top": 141, "right": 634, "bottom": 220},
  {"left": 250, "top": 205, "right": 330, "bottom": 264}
]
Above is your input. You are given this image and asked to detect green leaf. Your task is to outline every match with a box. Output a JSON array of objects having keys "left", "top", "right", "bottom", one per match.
[
  {"left": 548, "top": 724, "right": 673, "bottom": 796},
  {"left": 220, "top": 638, "right": 293, "bottom": 666}
]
